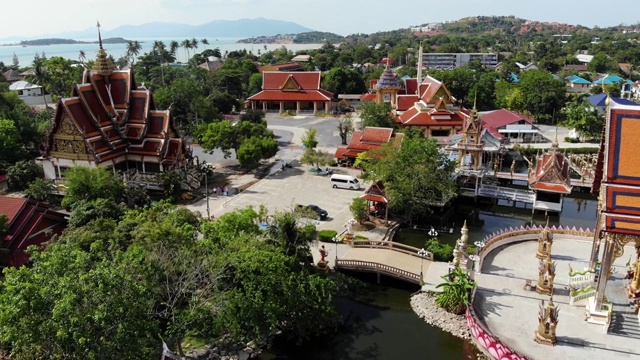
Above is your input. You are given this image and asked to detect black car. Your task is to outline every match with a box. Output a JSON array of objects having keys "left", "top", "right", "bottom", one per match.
[{"left": 296, "top": 204, "right": 328, "bottom": 220}]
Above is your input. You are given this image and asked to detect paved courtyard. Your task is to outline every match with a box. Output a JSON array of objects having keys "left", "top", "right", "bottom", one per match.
[{"left": 476, "top": 236, "right": 640, "bottom": 360}]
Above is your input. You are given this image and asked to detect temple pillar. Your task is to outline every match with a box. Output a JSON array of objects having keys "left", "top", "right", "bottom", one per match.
[
  {"left": 590, "top": 196, "right": 605, "bottom": 270},
  {"left": 594, "top": 233, "right": 614, "bottom": 308},
  {"left": 325, "top": 102, "right": 329, "bottom": 113},
  {"left": 251, "top": 101, "right": 256, "bottom": 110},
  {"left": 262, "top": 102, "right": 267, "bottom": 112},
  {"left": 296, "top": 101, "right": 301, "bottom": 114},
  {"left": 313, "top": 102, "right": 318, "bottom": 115},
  {"left": 279, "top": 102, "right": 284, "bottom": 113}
]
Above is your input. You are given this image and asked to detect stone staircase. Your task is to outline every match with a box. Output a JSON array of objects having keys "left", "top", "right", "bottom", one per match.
[{"left": 608, "top": 304, "right": 640, "bottom": 339}]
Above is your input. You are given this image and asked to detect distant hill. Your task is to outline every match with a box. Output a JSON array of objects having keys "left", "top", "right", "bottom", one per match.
[
  {"left": 237, "top": 31, "right": 344, "bottom": 44},
  {"left": 19, "top": 37, "right": 130, "bottom": 46},
  {"left": 2, "top": 18, "right": 314, "bottom": 42}
]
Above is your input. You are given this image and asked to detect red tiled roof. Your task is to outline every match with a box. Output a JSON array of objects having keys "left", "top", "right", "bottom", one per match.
[
  {"left": 262, "top": 71, "right": 321, "bottom": 90},
  {"left": 396, "top": 95, "right": 418, "bottom": 111},
  {"left": 0, "top": 196, "right": 27, "bottom": 223},
  {"left": 419, "top": 76, "right": 453, "bottom": 103},
  {"left": 404, "top": 78, "right": 418, "bottom": 95},
  {"left": 480, "top": 109, "right": 533, "bottom": 130},
  {"left": 361, "top": 194, "right": 388, "bottom": 203},
  {"left": 530, "top": 183, "right": 572, "bottom": 193},
  {"left": 334, "top": 147, "right": 349, "bottom": 159},
  {"left": 360, "top": 127, "right": 393, "bottom": 143},
  {"left": 360, "top": 93, "right": 376, "bottom": 101},
  {"left": 247, "top": 90, "right": 332, "bottom": 102},
  {"left": 529, "top": 149, "right": 572, "bottom": 194}
]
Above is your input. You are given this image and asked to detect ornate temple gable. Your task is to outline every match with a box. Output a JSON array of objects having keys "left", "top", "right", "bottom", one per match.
[
  {"left": 108, "top": 71, "right": 132, "bottom": 109},
  {"left": 281, "top": 75, "right": 301, "bottom": 91},
  {"left": 419, "top": 76, "right": 455, "bottom": 105},
  {"left": 61, "top": 98, "right": 100, "bottom": 137},
  {"left": 49, "top": 115, "right": 94, "bottom": 161},
  {"left": 76, "top": 84, "right": 114, "bottom": 127},
  {"left": 147, "top": 111, "right": 170, "bottom": 139},
  {"left": 128, "top": 91, "right": 150, "bottom": 124}
]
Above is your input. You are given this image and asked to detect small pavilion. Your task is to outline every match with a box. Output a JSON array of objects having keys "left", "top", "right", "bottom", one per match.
[
  {"left": 245, "top": 71, "right": 333, "bottom": 114},
  {"left": 528, "top": 139, "right": 573, "bottom": 214}
]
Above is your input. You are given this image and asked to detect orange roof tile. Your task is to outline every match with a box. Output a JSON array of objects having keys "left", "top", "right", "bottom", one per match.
[{"left": 262, "top": 71, "right": 321, "bottom": 90}]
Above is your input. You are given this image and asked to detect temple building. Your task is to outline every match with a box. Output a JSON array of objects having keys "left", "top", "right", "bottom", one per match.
[
  {"left": 527, "top": 138, "right": 573, "bottom": 213},
  {"left": 333, "top": 127, "right": 404, "bottom": 167},
  {"left": 37, "top": 30, "right": 190, "bottom": 183},
  {"left": 586, "top": 97, "right": 640, "bottom": 326},
  {"left": 245, "top": 71, "right": 333, "bottom": 114},
  {"left": 0, "top": 196, "right": 68, "bottom": 267}
]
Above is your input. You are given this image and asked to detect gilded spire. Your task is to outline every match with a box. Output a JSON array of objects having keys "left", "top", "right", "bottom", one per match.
[{"left": 91, "top": 20, "right": 116, "bottom": 76}]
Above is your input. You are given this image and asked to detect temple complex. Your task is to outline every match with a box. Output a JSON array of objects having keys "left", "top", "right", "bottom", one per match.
[
  {"left": 333, "top": 127, "right": 404, "bottom": 167},
  {"left": 37, "top": 27, "right": 190, "bottom": 184},
  {"left": 245, "top": 71, "right": 333, "bottom": 114}
]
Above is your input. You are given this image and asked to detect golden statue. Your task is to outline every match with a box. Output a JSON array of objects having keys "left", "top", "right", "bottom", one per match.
[
  {"left": 536, "top": 254, "right": 556, "bottom": 296},
  {"left": 536, "top": 218, "right": 553, "bottom": 259},
  {"left": 627, "top": 257, "right": 640, "bottom": 299},
  {"left": 534, "top": 297, "right": 559, "bottom": 346}
]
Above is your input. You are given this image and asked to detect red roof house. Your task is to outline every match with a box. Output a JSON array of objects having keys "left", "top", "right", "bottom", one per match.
[
  {"left": 0, "top": 196, "right": 68, "bottom": 267},
  {"left": 246, "top": 72, "right": 333, "bottom": 114},
  {"left": 479, "top": 109, "right": 544, "bottom": 143}
]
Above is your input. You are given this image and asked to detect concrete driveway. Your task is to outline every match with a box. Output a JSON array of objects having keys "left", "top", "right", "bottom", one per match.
[{"left": 212, "top": 165, "right": 366, "bottom": 232}]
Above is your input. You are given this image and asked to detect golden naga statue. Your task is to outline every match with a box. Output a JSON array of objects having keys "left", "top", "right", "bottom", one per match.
[
  {"left": 535, "top": 297, "right": 559, "bottom": 346},
  {"left": 536, "top": 218, "right": 554, "bottom": 259},
  {"left": 536, "top": 254, "right": 556, "bottom": 296}
]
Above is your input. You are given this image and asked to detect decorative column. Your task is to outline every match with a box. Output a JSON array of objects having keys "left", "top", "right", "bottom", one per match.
[
  {"left": 589, "top": 189, "right": 606, "bottom": 270},
  {"left": 313, "top": 101, "right": 318, "bottom": 115},
  {"left": 594, "top": 233, "right": 615, "bottom": 308},
  {"left": 296, "top": 101, "right": 301, "bottom": 114},
  {"left": 536, "top": 254, "right": 556, "bottom": 295},
  {"left": 536, "top": 219, "right": 553, "bottom": 259},
  {"left": 324, "top": 102, "right": 329, "bottom": 113},
  {"left": 279, "top": 101, "right": 284, "bottom": 113},
  {"left": 251, "top": 101, "right": 256, "bottom": 110},
  {"left": 534, "top": 297, "right": 559, "bottom": 346},
  {"left": 262, "top": 102, "right": 267, "bottom": 112}
]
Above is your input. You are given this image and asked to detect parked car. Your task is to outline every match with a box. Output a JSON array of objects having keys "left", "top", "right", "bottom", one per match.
[{"left": 296, "top": 204, "right": 328, "bottom": 220}]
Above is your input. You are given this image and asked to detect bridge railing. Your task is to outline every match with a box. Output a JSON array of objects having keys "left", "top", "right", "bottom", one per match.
[
  {"left": 351, "top": 239, "right": 434, "bottom": 261},
  {"left": 335, "top": 259, "right": 421, "bottom": 284}
]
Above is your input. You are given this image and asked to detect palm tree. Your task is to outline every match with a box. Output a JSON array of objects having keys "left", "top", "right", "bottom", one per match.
[
  {"left": 126, "top": 40, "right": 142, "bottom": 66},
  {"left": 152, "top": 40, "right": 166, "bottom": 85},
  {"left": 201, "top": 38, "right": 209, "bottom": 50},
  {"left": 264, "top": 211, "right": 315, "bottom": 267},
  {"left": 190, "top": 38, "right": 199, "bottom": 53},
  {"left": 435, "top": 267, "right": 476, "bottom": 315},
  {"left": 78, "top": 50, "right": 86, "bottom": 66},
  {"left": 169, "top": 40, "right": 180, "bottom": 61},
  {"left": 181, "top": 39, "right": 191, "bottom": 63},
  {"left": 31, "top": 57, "right": 51, "bottom": 113}
]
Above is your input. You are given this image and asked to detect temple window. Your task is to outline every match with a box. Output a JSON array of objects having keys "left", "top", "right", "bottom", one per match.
[
  {"left": 431, "top": 129, "right": 450, "bottom": 137},
  {"left": 144, "top": 162, "right": 161, "bottom": 173}
]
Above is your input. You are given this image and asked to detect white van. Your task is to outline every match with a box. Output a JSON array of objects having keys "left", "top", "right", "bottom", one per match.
[{"left": 330, "top": 174, "right": 361, "bottom": 190}]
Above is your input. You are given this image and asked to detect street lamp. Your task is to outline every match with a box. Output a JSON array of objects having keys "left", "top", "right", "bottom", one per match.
[
  {"left": 418, "top": 248, "right": 428, "bottom": 284},
  {"left": 204, "top": 163, "right": 210, "bottom": 219}
]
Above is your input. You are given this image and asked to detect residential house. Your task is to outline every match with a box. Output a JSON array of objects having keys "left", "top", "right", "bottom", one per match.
[
  {"left": 2, "top": 69, "right": 23, "bottom": 83},
  {"left": 480, "top": 109, "right": 546, "bottom": 144},
  {"left": 565, "top": 75, "right": 592, "bottom": 93},
  {"left": 8, "top": 80, "right": 43, "bottom": 96},
  {"left": 291, "top": 55, "right": 311, "bottom": 62},
  {"left": 198, "top": 56, "right": 224, "bottom": 71},
  {"left": 585, "top": 93, "right": 639, "bottom": 113}
]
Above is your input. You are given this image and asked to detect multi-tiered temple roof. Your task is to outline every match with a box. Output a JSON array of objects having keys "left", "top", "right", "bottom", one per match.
[{"left": 41, "top": 35, "right": 187, "bottom": 168}]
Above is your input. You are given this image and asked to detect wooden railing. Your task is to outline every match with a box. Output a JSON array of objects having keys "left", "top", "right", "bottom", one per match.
[
  {"left": 335, "top": 259, "right": 421, "bottom": 284},
  {"left": 351, "top": 240, "right": 434, "bottom": 261}
]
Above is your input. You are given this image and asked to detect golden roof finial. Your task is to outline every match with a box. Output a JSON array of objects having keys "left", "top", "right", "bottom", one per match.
[{"left": 91, "top": 20, "right": 115, "bottom": 76}]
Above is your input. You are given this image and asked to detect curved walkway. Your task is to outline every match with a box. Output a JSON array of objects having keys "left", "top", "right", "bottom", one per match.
[{"left": 475, "top": 235, "right": 640, "bottom": 360}]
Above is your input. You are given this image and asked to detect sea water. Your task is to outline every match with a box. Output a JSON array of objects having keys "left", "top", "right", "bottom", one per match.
[{"left": 0, "top": 37, "right": 322, "bottom": 66}]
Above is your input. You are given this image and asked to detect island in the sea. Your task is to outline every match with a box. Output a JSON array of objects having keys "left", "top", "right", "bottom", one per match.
[
  {"left": 18, "top": 37, "right": 133, "bottom": 46},
  {"left": 237, "top": 31, "right": 343, "bottom": 44}
]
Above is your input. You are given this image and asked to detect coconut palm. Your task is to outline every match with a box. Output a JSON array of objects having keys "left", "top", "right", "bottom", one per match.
[
  {"left": 181, "top": 39, "right": 191, "bottom": 63},
  {"left": 78, "top": 50, "right": 86, "bottom": 65},
  {"left": 435, "top": 267, "right": 476, "bottom": 315},
  {"left": 263, "top": 211, "right": 315, "bottom": 267},
  {"left": 201, "top": 38, "right": 209, "bottom": 50},
  {"left": 190, "top": 38, "right": 199, "bottom": 53},
  {"left": 30, "top": 57, "right": 51, "bottom": 112},
  {"left": 169, "top": 40, "right": 180, "bottom": 61},
  {"left": 126, "top": 40, "right": 142, "bottom": 66},
  {"left": 152, "top": 40, "right": 166, "bottom": 85}
]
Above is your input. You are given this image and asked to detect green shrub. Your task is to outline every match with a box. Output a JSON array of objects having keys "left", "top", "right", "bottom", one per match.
[
  {"left": 425, "top": 238, "right": 454, "bottom": 262},
  {"left": 318, "top": 229, "right": 338, "bottom": 242},
  {"left": 354, "top": 234, "right": 368, "bottom": 240}
]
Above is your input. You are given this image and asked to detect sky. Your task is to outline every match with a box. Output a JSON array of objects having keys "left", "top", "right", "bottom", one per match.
[{"left": 1, "top": 0, "right": 640, "bottom": 38}]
